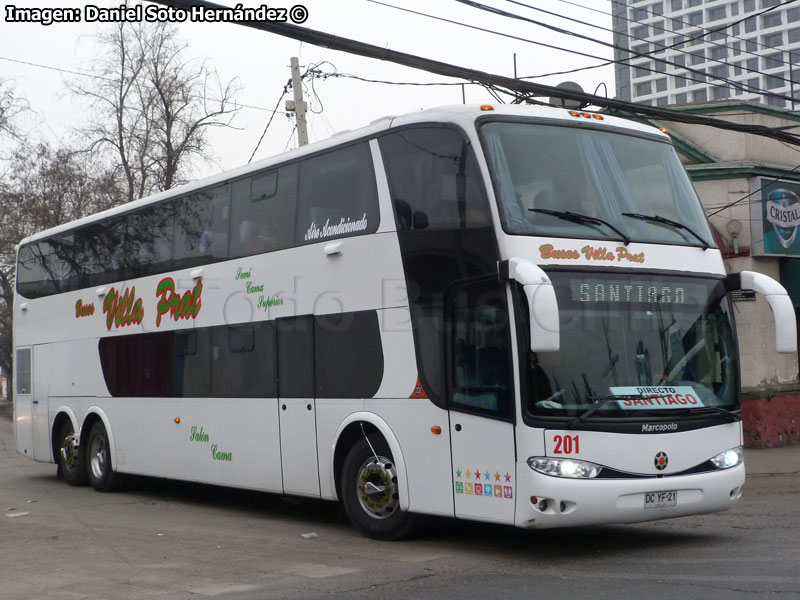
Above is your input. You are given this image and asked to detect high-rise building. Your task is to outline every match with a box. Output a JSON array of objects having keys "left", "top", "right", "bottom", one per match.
[{"left": 612, "top": 0, "right": 800, "bottom": 107}]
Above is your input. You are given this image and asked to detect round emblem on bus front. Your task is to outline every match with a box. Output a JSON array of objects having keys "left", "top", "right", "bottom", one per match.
[{"left": 654, "top": 451, "right": 668, "bottom": 471}]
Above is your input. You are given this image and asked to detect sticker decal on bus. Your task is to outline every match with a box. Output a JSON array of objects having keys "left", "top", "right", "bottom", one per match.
[
  {"left": 610, "top": 386, "right": 705, "bottom": 409},
  {"left": 455, "top": 468, "right": 513, "bottom": 499}
]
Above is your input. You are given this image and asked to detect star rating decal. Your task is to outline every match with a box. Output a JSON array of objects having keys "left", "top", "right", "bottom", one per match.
[{"left": 453, "top": 467, "right": 513, "bottom": 500}]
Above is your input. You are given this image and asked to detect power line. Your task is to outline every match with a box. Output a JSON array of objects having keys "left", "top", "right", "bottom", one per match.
[
  {"left": 500, "top": 0, "right": 800, "bottom": 92},
  {"left": 247, "top": 84, "right": 289, "bottom": 164},
  {"left": 146, "top": 0, "right": 800, "bottom": 148},
  {"left": 444, "top": 0, "right": 797, "bottom": 103}
]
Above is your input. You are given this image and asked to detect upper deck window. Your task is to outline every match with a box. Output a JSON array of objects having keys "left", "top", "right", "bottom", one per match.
[
  {"left": 481, "top": 120, "right": 714, "bottom": 248},
  {"left": 296, "top": 142, "right": 379, "bottom": 244}
]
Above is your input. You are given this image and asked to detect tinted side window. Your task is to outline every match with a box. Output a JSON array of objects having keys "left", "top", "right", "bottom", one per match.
[
  {"left": 174, "top": 185, "right": 230, "bottom": 268},
  {"left": 315, "top": 311, "right": 384, "bottom": 398},
  {"left": 447, "top": 280, "right": 513, "bottom": 419},
  {"left": 230, "top": 163, "right": 298, "bottom": 257},
  {"left": 296, "top": 142, "right": 379, "bottom": 244},
  {"left": 99, "top": 331, "right": 175, "bottom": 397},
  {"left": 277, "top": 316, "right": 314, "bottom": 398},
  {"left": 211, "top": 322, "right": 277, "bottom": 397},
  {"left": 379, "top": 127, "right": 490, "bottom": 230}
]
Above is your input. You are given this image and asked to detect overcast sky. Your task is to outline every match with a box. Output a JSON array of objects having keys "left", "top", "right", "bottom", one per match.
[{"left": 1, "top": 0, "right": 614, "bottom": 179}]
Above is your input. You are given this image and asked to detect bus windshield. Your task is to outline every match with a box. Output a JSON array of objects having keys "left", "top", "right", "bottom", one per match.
[
  {"left": 481, "top": 120, "right": 714, "bottom": 248},
  {"left": 526, "top": 271, "right": 738, "bottom": 420}
]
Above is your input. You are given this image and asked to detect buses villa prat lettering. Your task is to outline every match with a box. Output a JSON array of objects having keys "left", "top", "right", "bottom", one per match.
[{"left": 155, "top": 277, "right": 203, "bottom": 327}]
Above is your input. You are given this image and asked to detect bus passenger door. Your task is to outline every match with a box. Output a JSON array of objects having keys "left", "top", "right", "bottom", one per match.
[
  {"left": 277, "top": 316, "right": 321, "bottom": 496},
  {"left": 446, "top": 281, "right": 516, "bottom": 524}
]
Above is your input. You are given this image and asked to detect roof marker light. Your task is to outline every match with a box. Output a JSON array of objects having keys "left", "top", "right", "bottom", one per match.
[
  {"left": 660, "top": 127, "right": 670, "bottom": 135},
  {"left": 593, "top": 114, "right": 604, "bottom": 120},
  {"left": 569, "top": 110, "right": 581, "bottom": 117},
  {"left": 480, "top": 104, "right": 494, "bottom": 111}
]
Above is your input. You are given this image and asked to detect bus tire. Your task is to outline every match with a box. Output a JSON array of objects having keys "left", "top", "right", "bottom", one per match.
[
  {"left": 57, "top": 420, "right": 88, "bottom": 486},
  {"left": 86, "top": 421, "right": 124, "bottom": 493},
  {"left": 340, "top": 433, "right": 417, "bottom": 540}
]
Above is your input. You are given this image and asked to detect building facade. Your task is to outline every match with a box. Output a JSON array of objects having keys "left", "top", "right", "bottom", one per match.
[
  {"left": 613, "top": 0, "right": 800, "bottom": 108},
  {"left": 609, "top": 101, "right": 800, "bottom": 447}
]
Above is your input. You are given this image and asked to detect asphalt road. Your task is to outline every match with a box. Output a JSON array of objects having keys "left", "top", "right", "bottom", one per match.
[{"left": 1, "top": 403, "right": 799, "bottom": 600}]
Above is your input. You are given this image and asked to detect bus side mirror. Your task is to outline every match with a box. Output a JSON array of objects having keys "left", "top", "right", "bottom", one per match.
[
  {"left": 727, "top": 270, "right": 797, "bottom": 353},
  {"left": 499, "top": 258, "right": 560, "bottom": 352}
]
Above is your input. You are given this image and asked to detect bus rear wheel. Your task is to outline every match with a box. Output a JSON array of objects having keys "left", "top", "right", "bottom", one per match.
[
  {"left": 57, "top": 420, "right": 88, "bottom": 486},
  {"left": 86, "top": 421, "right": 124, "bottom": 492},
  {"left": 341, "top": 433, "right": 417, "bottom": 540}
]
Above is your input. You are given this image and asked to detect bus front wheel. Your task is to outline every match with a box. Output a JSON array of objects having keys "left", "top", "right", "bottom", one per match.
[
  {"left": 86, "top": 421, "right": 124, "bottom": 492},
  {"left": 340, "top": 433, "right": 417, "bottom": 540}
]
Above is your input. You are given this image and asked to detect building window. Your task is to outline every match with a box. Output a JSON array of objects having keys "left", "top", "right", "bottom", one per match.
[
  {"left": 672, "top": 17, "right": 685, "bottom": 30},
  {"left": 707, "top": 6, "right": 726, "bottom": 21},
  {"left": 764, "top": 74, "right": 786, "bottom": 90},
  {"left": 672, "top": 54, "right": 686, "bottom": 67},
  {"left": 763, "top": 53, "right": 784, "bottom": 70},
  {"left": 633, "top": 63, "right": 651, "bottom": 77},
  {"left": 671, "top": 35, "right": 685, "bottom": 49},
  {"left": 675, "top": 92, "right": 688, "bottom": 103},
  {"left": 689, "top": 50, "right": 705, "bottom": 65},
  {"left": 710, "top": 46, "right": 728, "bottom": 61},
  {"left": 763, "top": 32, "right": 783, "bottom": 47},
  {"left": 633, "top": 26, "right": 649, "bottom": 39},
  {"left": 674, "top": 73, "right": 688, "bottom": 88},
  {"left": 712, "top": 87, "right": 731, "bottom": 100},
  {"left": 744, "top": 17, "right": 757, "bottom": 32},
  {"left": 731, "top": 22, "right": 740, "bottom": 35},
  {"left": 767, "top": 96, "right": 787, "bottom": 107},
  {"left": 730, "top": 2, "right": 739, "bottom": 16},
  {"left": 651, "top": 3, "right": 664, "bottom": 16},
  {"left": 744, "top": 0, "right": 755, "bottom": 11},
  {"left": 688, "top": 11, "right": 703, "bottom": 25},
  {"left": 687, "top": 0, "right": 702, "bottom": 6},
  {"left": 745, "top": 39, "right": 758, "bottom": 53},
  {"left": 790, "top": 28, "right": 800, "bottom": 43},
  {"left": 789, "top": 7, "right": 800, "bottom": 23},
  {"left": 710, "top": 64, "right": 730, "bottom": 79},
  {"left": 762, "top": 13, "right": 782, "bottom": 29},
  {"left": 747, "top": 57, "right": 759, "bottom": 73},
  {"left": 732, "top": 41, "right": 740, "bottom": 55},
  {"left": 657, "top": 96, "right": 669, "bottom": 106},
  {"left": 631, "top": 43, "right": 650, "bottom": 56},
  {"left": 656, "top": 77, "right": 668, "bottom": 92},
  {"left": 761, "top": 0, "right": 780, "bottom": 7},
  {"left": 671, "top": 0, "right": 681, "bottom": 10},
  {"left": 635, "top": 81, "right": 653, "bottom": 96},
  {"left": 692, "top": 89, "right": 708, "bottom": 102},
  {"left": 733, "top": 62, "right": 742, "bottom": 76}
]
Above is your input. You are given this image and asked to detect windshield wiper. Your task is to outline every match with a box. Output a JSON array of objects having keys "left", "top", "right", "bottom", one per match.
[
  {"left": 530, "top": 208, "right": 631, "bottom": 245},
  {"left": 567, "top": 394, "right": 641, "bottom": 429},
  {"left": 694, "top": 405, "right": 741, "bottom": 423},
  {"left": 621, "top": 213, "right": 710, "bottom": 250}
]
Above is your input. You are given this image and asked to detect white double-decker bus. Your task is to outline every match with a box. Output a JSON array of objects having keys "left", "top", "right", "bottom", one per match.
[{"left": 13, "top": 105, "right": 796, "bottom": 539}]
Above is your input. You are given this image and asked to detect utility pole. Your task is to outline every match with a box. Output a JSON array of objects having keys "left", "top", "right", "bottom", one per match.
[{"left": 286, "top": 56, "right": 309, "bottom": 146}]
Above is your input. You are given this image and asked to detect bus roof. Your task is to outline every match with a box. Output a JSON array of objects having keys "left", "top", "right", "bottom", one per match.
[{"left": 20, "top": 104, "right": 667, "bottom": 245}]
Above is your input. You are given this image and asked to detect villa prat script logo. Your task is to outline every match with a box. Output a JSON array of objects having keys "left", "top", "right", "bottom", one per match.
[{"left": 766, "top": 188, "right": 800, "bottom": 249}]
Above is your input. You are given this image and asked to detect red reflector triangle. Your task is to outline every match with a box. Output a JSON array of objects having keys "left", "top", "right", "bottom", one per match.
[{"left": 409, "top": 375, "right": 428, "bottom": 399}]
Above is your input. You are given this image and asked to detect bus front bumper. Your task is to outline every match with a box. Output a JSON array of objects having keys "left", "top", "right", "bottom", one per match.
[{"left": 514, "top": 462, "right": 745, "bottom": 528}]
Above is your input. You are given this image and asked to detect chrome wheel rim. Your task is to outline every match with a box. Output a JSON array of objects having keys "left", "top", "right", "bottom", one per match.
[
  {"left": 60, "top": 433, "right": 79, "bottom": 472},
  {"left": 89, "top": 435, "right": 107, "bottom": 480},
  {"left": 356, "top": 455, "right": 399, "bottom": 520}
]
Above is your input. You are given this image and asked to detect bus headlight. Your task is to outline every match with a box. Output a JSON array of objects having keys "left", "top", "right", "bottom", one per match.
[
  {"left": 527, "top": 457, "right": 601, "bottom": 479},
  {"left": 710, "top": 446, "right": 743, "bottom": 469}
]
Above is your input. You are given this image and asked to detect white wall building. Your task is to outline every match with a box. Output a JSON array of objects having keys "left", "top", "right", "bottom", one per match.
[{"left": 613, "top": 0, "right": 800, "bottom": 108}]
